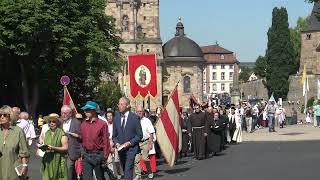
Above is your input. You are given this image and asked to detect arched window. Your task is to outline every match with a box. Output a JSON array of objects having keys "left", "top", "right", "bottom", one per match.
[
  {"left": 122, "top": 15, "right": 129, "bottom": 32},
  {"left": 183, "top": 76, "right": 191, "bottom": 93}
]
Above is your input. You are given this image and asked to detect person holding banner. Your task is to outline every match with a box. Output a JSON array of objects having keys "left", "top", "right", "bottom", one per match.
[{"left": 134, "top": 105, "right": 155, "bottom": 179}]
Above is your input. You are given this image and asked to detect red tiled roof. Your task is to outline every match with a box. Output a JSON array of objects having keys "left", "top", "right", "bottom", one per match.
[
  {"left": 203, "top": 54, "right": 238, "bottom": 64},
  {"left": 201, "top": 45, "right": 233, "bottom": 54},
  {"left": 201, "top": 44, "right": 238, "bottom": 64}
]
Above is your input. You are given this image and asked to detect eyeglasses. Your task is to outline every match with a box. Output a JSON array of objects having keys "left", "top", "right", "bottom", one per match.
[
  {"left": 48, "top": 121, "right": 57, "bottom": 124},
  {"left": 0, "top": 114, "right": 9, "bottom": 118}
]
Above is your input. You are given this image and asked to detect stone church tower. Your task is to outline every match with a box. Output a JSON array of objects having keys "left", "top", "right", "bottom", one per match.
[
  {"left": 300, "top": 1, "right": 320, "bottom": 74},
  {"left": 288, "top": 1, "right": 320, "bottom": 104},
  {"left": 106, "top": 0, "right": 163, "bottom": 110}
]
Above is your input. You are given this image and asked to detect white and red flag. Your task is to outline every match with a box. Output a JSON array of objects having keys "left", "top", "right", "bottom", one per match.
[
  {"left": 155, "top": 85, "right": 182, "bottom": 167},
  {"left": 63, "top": 86, "right": 78, "bottom": 114},
  {"left": 128, "top": 54, "right": 157, "bottom": 98}
]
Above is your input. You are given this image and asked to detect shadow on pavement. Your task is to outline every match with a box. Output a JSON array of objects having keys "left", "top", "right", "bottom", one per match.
[
  {"left": 280, "top": 132, "right": 305, "bottom": 136},
  {"left": 213, "top": 152, "right": 226, "bottom": 157},
  {"left": 175, "top": 160, "right": 188, "bottom": 165},
  {"left": 165, "top": 167, "right": 190, "bottom": 174}
]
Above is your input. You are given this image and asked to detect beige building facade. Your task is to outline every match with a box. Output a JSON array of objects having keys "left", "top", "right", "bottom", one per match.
[{"left": 202, "top": 45, "right": 239, "bottom": 99}]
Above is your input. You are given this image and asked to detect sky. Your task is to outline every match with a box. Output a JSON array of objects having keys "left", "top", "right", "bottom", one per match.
[{"left": 159, "top": 0, "right": 313, "bottom": 62}]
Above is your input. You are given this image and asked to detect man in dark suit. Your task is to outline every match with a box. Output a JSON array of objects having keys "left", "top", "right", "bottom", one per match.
[
  {"left": 61, "top": 105, "right": 81, "bottom": 180},
  {"left": 113, "top": 97, "right": 143, "bottom": 180}
]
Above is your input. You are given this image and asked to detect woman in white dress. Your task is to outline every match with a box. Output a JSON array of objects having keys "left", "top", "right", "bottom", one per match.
[
  {"left": 306, "top": 107, "right": 313, "bottom": 124},
  {"left": 232, "top": 108, "right": 242, "bottom": 143},
  {"left": 277, "top": 107, "right": 286, "bottom": 128}
]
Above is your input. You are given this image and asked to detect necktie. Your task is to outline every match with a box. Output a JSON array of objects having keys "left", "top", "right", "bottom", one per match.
[{"left": 121, "top": 115, "right": 126, "bottom": 130}]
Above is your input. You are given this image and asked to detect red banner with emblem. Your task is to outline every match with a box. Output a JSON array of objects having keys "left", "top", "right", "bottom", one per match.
[{"left": 128, "top": 54, "right": 157, "bottom": 98}]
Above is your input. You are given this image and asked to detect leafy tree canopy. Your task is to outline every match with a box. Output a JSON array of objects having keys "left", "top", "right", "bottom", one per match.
[
  {"left": 265, "top": 7, "right": 294, "bottom": 100},
  {"left": 95, "top": 81, "right": 123, "bottom": 111},
  {"left": 0, "top": 0, "right": 122, "bottom": 116},
  {"left": 239, "top": 66, "right": 253, "bottom": 83},
  {"left": 254, "top": 56, "right": 267, "bottom": 78}
]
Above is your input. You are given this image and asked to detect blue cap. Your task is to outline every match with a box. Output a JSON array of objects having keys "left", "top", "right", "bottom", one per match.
[{"left": 81, "top": 101, "right": 100, "bottom": 113}]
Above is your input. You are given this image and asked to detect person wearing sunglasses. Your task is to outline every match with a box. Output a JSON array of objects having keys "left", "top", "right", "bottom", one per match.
[
  {"left": 41, "top": 113, "right": 68, "bottom": 180},
  {"left": 0, "top": 105, "right": 30, "bottom": 180}
]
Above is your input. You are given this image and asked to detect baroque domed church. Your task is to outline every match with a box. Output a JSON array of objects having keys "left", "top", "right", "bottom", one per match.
[
  {"left": 162, "top": 21, "right": 205, "bottom": 110},
  {"left": 106, "top": 0, "right": 204, "bottom": 111}
]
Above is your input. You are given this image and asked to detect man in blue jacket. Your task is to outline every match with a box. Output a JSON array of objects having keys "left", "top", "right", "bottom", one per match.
[{"left": 113, "top": 97, "right": 143, "bottom": 180}]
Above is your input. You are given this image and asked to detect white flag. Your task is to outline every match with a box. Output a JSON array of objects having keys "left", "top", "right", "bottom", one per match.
[{"left": 303, "top": 76, "right": 309, "bottom": 97}]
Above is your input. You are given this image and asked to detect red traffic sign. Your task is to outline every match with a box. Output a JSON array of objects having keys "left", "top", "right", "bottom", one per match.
[{"left": 60, "top": 75, "right": 70, "bottom": 86}]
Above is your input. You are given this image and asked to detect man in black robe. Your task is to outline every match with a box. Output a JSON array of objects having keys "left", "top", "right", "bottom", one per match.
[
  {"left": 181, "top": 112, "right": 189, "bottom": 157},
  {"left": 219, "top": 108, "right": 229, "bottom": 150},
  {"left": 187, "top": 104, "right": 207, "bottom": 160},
  {"left": 205, "top": 107, "right": 214, "bottom": 156},
  {"left": 208, "top": 110, "right": 225, "bottom": 155}
]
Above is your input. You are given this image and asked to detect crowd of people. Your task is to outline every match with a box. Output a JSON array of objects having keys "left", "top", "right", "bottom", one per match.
[
  {"left": 0, "top": 96, "right": 308, "bottom": 180},
  {"left": 0, "top": 97, "right": 157, "bottom": 180}
]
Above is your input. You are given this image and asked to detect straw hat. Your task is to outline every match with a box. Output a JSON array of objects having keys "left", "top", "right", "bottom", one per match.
[{"left": 47, "top": 113, "right": 60, "bottom": 122}]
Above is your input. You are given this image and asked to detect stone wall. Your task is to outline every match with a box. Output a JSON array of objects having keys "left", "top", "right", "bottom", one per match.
[
  {"left": 239, "top": 75, "right": 320, "bottom": 103},
  {"left": 287, "top": 74, "right": 320, "bottom": 104},
  {"left": 239, "top": 79, "right": 268, "bottom": 100}
]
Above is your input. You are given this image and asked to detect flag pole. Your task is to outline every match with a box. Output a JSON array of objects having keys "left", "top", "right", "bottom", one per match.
[
  {"left": 304, "top": 75, "right": 308, "bottom": 116},
  {"left": 162, "top": 81, "right": 180, "bottom": 108}
]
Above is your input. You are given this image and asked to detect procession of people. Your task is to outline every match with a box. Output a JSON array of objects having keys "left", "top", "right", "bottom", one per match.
[{"left": 2, "top": 94, "right": 318, "bottom": 180}]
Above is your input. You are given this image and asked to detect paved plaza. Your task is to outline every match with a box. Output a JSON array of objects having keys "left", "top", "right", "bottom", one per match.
[
  {"left": 28, "top": 124, "right": 319, "bottom": 180},
  {"left": 243, "top": 124, "right": 320, "bottom": 142}
]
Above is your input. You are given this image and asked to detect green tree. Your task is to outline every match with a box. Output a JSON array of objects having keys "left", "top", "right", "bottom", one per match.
[
  {"left": 290, "top": 16, "right": 309, "bottom": 73},
  {"left": 254, "top": 56, "right": 267, "bottom": 77},
  {"left": 265, "top": 7, "right": 295, "bottom": 100},
  {"left": 239, "top": 66, "right": 253, "bottom": 83},
  {"left": 0, "top": 0, "right": 122, "bottom": 116},
  {"left": 306, "top": 0, "right": 318, "bottom": 3},
  {"left": 95, "top": 81, "right": 123, "bottom": 111}
]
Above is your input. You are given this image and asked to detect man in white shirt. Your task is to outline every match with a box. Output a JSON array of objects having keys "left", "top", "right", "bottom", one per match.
[
  {"left": 17, "top": 112, "right": 36, "bottom": 146},
  {"left": 134, "top": 105, "right": 155, "bottom": 180},
  {"left": 252, "top": 104, "right": 260, "bottom": 130}
]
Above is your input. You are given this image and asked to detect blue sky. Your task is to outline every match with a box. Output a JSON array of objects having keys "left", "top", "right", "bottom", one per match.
[{"left": 160, "top": 0, "right": 313, "bottom": 62}]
